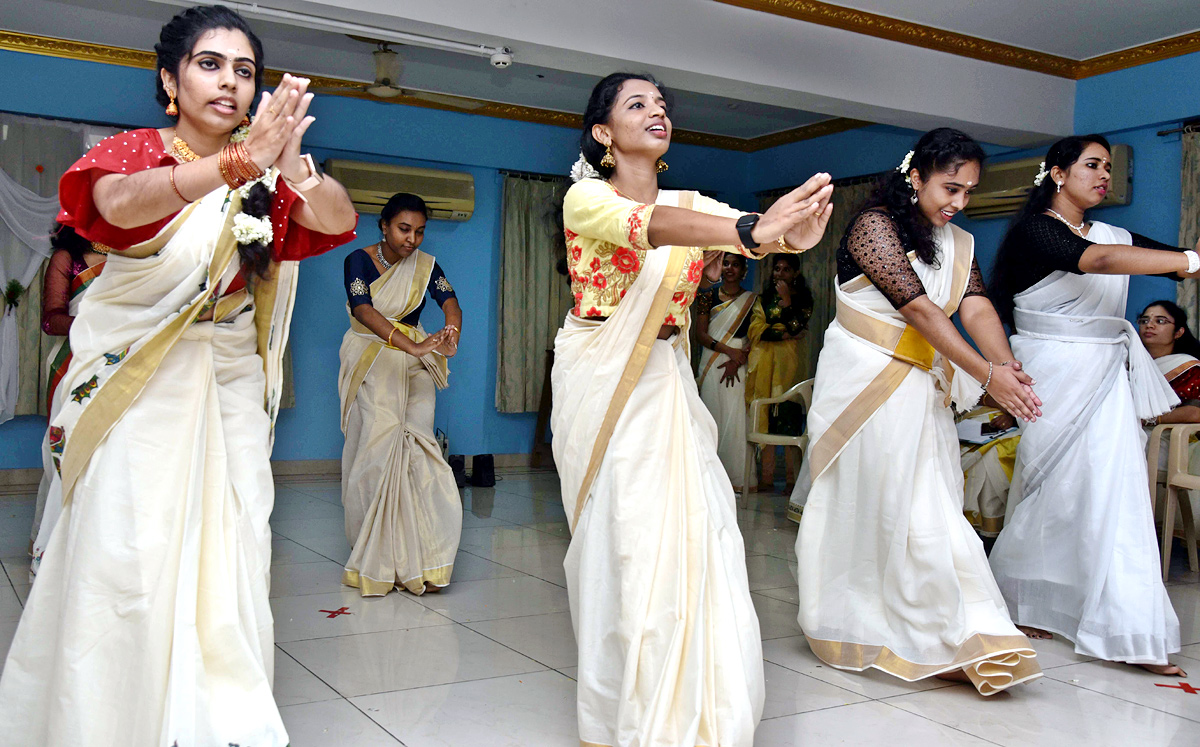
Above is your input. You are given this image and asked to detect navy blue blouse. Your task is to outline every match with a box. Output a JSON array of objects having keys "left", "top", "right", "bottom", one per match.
[{"left": 343, "top": 247, "right": 457, "bottom": 326}]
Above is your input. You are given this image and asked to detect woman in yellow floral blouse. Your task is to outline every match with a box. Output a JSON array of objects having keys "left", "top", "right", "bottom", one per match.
[{"left": 551, "top": 72, "right": 833, "bottom": 747}]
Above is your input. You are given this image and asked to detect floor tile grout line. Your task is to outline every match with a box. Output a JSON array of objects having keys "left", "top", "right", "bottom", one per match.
[
  {"left": 340, "top": 664, "right": 562, "bottom": 703},
  {"left": 878, "top": 697, "right": 1008, "bottom": 746},
  {"left": 342, "top": 695, "right": 409, "bottom": 746},
  {"left": 1045, "top": 671, "right": 1200, "bottom": 724}
]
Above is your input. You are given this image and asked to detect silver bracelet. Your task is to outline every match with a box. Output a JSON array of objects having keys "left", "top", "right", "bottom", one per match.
[
  {"left": 1185, "top": 250, "right": 1200, "bottom": 274},
  {"left": 982, "top": 361, "right": 994, "bottom": 391}
]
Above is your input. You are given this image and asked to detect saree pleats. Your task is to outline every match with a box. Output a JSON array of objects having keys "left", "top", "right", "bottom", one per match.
[
  {"left": 697, "top": 335, "right": 749, "bottom": 486},
  {"left": 563, "top": 337, "right": 763, "bottom": 747}
]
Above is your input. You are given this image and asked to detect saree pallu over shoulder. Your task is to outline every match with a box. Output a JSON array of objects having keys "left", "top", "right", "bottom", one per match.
[
  {"left": 806, "top": 222, "right": 980, "bottom": 481},
  {"left": 338, "top": 247, "right": 460, "bottom": 597}
]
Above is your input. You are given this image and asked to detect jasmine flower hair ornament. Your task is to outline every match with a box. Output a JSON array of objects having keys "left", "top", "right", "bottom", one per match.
[
  {"left": 897, "top": 150, "right": 915, "bottom": 186},
  {"left": 1033, "top": 161, "right": 1049, "bottom": 187},
  {"left": 570, "top": 152, "right": 601, "bottom": 183}
]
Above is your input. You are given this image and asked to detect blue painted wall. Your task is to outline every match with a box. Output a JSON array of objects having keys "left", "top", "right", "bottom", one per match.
[{"left": 0, "top": 49, "right": 753, "bottom": 469}]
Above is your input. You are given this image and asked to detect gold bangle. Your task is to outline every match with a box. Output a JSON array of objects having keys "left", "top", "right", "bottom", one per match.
[
  {"left": 386, "top": 328, "right": 396, "bottom": 347},
  {"left": 776, "top": 236, "right": 806, "bottom": 254},
  {"left": 168, "top": 164, "right": 192, "bottom": 203}
]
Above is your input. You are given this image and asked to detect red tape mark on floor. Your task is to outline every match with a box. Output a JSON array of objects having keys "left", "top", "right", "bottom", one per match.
[
  {"left": 1155, "top": 682, "right": 1198, "bottom": 694},
  {"left": 319, "top": 606, "right": 351, "bottom": 618}
]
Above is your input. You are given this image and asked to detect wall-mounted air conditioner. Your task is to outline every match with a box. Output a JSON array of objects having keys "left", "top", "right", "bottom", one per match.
[
  {"left": 323, "top": 159, "right": 475, "bottom": 221},
  {"left": 964, "top": 144, "right": 1131, "bottom": 219}
]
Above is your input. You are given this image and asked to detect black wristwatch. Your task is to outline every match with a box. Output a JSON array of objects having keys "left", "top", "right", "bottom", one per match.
[{"left": 735, "top": 213, "right": 761, "bottom": 249}]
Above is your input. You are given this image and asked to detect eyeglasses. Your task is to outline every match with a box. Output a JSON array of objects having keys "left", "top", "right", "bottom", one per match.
[{"left": 1137, "top": 315, "right": 1175, "bottom": 326}]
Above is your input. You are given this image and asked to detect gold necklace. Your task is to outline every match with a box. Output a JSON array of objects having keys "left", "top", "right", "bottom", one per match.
[{"left": 171, "top": 131, "right": 201, "bottom": 163}]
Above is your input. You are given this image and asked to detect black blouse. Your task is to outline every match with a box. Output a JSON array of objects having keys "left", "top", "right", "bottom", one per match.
[
  {"left": 693, "top": 286, "right": 753, "bottom": 338},
  {"left": 1001, "top": 214, "right": 1185, "bottom": 295},
  {"left": 837, "top": 210, "right": 987, "bottom": 309},
  {"left": 343, "top": 248, "right": 457, "bottom": 326}
]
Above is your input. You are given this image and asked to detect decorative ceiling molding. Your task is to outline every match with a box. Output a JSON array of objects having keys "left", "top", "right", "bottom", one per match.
[
  {"left": 714, "top": 0, "right": 1200, "bottom": 79},
  {"left": 0, "top": 30, "right": 867, "bottom": 151}
]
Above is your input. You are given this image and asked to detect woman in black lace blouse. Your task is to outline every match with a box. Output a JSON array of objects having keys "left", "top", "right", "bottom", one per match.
[{"left": 794, "top": 129, "right": 1045, "bottom": 695}]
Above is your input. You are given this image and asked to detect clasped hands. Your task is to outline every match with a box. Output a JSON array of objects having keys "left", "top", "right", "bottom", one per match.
[{"left": 242, "top": 73, "right": 317, "bottom": 183}]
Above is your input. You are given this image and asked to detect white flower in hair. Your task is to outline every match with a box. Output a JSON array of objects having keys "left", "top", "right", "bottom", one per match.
[
  {"left": 897, "top": 150, "right": 915, "bottom": 186},
  {"left": 232, "top": 212, "right": 274, "bottom": 245},
  {"left": 570, "top": 152, "right": 601, "bottom": 183},
  {"left": 237, "top": 167, "right": 280, "bottom": 199},
  {"left": 1033, "top": 161, "right": 1049, "bottom": 187}
]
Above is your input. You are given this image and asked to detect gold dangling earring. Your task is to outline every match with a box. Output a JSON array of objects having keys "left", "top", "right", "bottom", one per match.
[
  {"left": 165, "top": 92, "right": 178, "bottom": 117},
  {"left": 656, "top": 158, "right": 668, "bottom": 173},
  {"left": 600, "top": 144, "right": 616, "bottom": 169}
]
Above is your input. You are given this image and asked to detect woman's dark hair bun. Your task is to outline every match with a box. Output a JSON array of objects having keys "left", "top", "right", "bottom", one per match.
[{"left": 379, "top": 192, "right": 430, "bottom": 231}]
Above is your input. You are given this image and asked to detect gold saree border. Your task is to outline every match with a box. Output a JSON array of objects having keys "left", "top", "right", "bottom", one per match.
[
  {"left": 59, "top": 197, "right": 239, "bottom": 505},
  {"left": 571, "top": 194, "right": 697, "bottom": 532},
  {"left": 696, "top": 290, "right": 757, "bottom": 386},
  {"left": 805, "top": 633, "right": 1041, "bottom": 695},
  {"left": 1166, "top": 360, "right": 1200, "bottom": 382},
  {"left": 342, "top": 562, "right": 454, "bottom": 597}
]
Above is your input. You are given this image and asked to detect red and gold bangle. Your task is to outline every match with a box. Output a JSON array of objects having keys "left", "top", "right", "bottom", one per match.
[
  {"left": 216, "top": 141, "right": 265, "bottom": 188},
  {"left": 168, "top": 164, "right": 192, "bottom": 203}
]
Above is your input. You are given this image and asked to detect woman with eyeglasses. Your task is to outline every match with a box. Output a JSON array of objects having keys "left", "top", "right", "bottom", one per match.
[{"left": 988, "top": 135, "right": 1197, "bottom": 676}]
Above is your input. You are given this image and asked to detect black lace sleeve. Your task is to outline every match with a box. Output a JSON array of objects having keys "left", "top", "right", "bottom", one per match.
[
  {"left": 837, "top": 211, "right": 927, "bottom": 309},
  {"left": 693, "top": 286, "right": 715, "bottom": 316},
  {"left": 964, "top": 258, "right": 987, "bottom": 299}
]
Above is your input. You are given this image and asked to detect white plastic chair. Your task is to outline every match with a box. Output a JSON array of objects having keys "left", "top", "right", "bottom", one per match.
[
  {"left": 741, "top": 379, "right": 813, "bottom": 498},
  {"left": 1147, "top": 423, "right": 1200, "bottom": 581}
]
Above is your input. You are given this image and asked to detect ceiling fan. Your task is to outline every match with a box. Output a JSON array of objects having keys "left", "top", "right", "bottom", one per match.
[{"left": 307, "top": 40, "right": 487, "bottom": 111}]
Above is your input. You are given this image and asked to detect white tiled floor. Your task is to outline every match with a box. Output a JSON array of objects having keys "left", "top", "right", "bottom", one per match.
[{"left": 2, "top": 471, "right": 1200, "bottom": 746}]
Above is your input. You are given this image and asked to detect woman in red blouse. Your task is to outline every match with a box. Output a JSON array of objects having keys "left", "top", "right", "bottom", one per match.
[
  {"left": 29, "top": 224, "right": 105, "bottom": 565},
  {"left": 0, "top": 7, "right": 356, "bottom": 746}
]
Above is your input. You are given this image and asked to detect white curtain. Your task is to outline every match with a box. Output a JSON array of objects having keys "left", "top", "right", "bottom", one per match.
[
  {"left": 0, "top": 168, "right": 58, "bottom": 423},
  {"left": 0, "top": 113, "right": 119, "bottom": 423}
]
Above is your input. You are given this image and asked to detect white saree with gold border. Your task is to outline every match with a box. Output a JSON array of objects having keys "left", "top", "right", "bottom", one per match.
[
  {"left": 552, "top": 189, "right": 763, "bottom": 747},
  {"left": 337, "top": 248, "right": 460, "bottom": 596},
  {"left": 795, "top": 222, "right": 1041, "bottom": 695},
  {"left": 989, "top": 221, "right": 1180, "bottom": 664},
  {"left": 696, "top": 289, "right": 755, "bottom": 486},
  {"left": 0, "top": 185, "right": 297, "bottom": 746}
]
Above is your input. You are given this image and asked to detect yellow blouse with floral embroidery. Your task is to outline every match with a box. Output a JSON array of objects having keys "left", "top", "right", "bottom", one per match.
[{"left": 562, "top": 178, "right": 759, "bottom": 324}]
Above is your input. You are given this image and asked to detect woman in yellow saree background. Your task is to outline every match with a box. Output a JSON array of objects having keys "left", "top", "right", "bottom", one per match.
[
  {"left": 694, "top": 252, "right": 755, "bottom": 488},
  {"left": 0, "top": 7, "right": 356, "bottom": 745},
  {"left": 339, "top": 192, "right": 462, "bottom": 596},
  {"left": 795, "top": 128, "right": 1044, "bottom": 695},
  {"left": 29, "top": 224, "right": 105, "bottom": 566},
  {"left": 747, "top": 253, "right": 812, "bottom": 493},
  {"left": 553, "top": 73, "right": 833, "bottom": 746}
]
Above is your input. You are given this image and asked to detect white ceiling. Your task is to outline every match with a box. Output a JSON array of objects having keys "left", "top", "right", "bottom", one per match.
[
  {"left": 826, "top": 0, "right": 1200, "bottom": 59},
  {"left": 2, "top": 0, "right": 1195, "bottom": 146}
]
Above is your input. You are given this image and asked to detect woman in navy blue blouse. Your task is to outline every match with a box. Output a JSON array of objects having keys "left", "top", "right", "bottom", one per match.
[{"left": 336, "top": 193, "right": 464, "bottom": 596}]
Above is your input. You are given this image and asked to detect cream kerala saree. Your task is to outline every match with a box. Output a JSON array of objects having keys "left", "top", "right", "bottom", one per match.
[
  {"left": 552, "top": 189, "right": 763, "bottom": 747},
  {"left": 795, "top": 221, "right": 1041, "bottom": 695},
  {"left": 0, "top": 185, "right": 298, "bottom": 746},
  {"left": 696, "top": 289, "right": 756, "bottom": 486},
  {"left": 338, "top": 247, "right": 460, "bottom": 596}
]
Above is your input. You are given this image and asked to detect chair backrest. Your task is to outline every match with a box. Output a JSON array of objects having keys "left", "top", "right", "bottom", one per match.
[{"left": 798, "top": 379, "right": 814, "bottom": 410}]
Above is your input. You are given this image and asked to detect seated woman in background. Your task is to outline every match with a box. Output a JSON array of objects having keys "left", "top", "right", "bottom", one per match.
[
  {"left": 745, "top": 253, "right": 812, "bottom": 493},
  {"left": 694, "top": 253, "right": 756, "bottom": 488},
  {"left": 339, "top": 192, "right": 462, "bottom": 596},
  {"left": 958, "top": 406, "right": 1019, "bottom": 539},
  {"left": 1140, "top": 300, "right": 1200, "bottom": 421},
  {"left": 29, "top": 223, "right": 107, "bottom": 570}
]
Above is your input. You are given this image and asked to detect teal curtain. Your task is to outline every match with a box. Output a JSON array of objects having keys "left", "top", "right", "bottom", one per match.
[{"left": 495, "top": 174, "right": 572, "bottom": 413}]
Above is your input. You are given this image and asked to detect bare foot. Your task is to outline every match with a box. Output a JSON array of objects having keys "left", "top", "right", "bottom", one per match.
[
  {"left": 1018, "top": 626, "right": 1052, "bottom": 640},
  {"left": 934, "top": 668, "right": 972, "bottom": 684},
  {"left": 423, "top": 582, "right": 444, "bottom": 594},
  {"left": 1134, "top": 662, "right": 1187, "bottom": 677}
]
